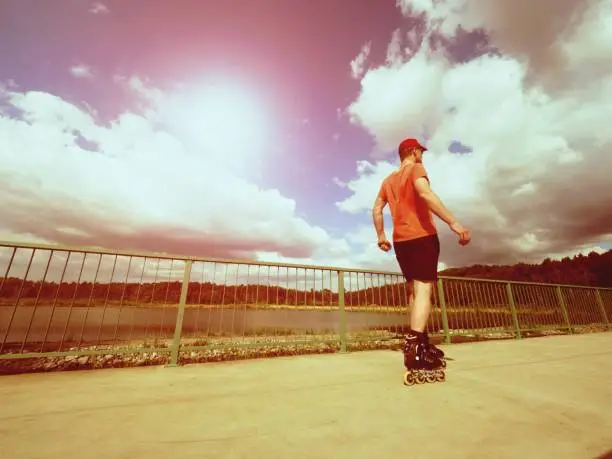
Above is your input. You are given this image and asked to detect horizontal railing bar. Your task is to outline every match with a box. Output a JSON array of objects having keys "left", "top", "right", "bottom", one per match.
[
  {"left": 0, "top": 240, "right": 386, "bottom": 275},
  {"left": 439, "top": 276, "right": 610, "bottom": 290},
  {"left": 0, "top": 240, "right": 610, "bottom": 290}
]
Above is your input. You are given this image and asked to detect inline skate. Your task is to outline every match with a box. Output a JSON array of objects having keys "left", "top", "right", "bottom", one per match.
[
  {"left": 403, "top": 332, "right": 446, "bottom": 386},
  {"left": 423, "top": 332, "right": 446, "bottom": 366}
]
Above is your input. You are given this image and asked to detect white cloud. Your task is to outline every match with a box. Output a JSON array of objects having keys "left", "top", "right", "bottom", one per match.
[
  {"left": 331, "top": 176, "right": 346, "bottom": 189},
  {"left": 70, "top": 65, "right": 93, "bottom": 79},
  {"left": 547, "top": 244, "right": 608, "bottom": 262},
  {"left": 0, "top": 83, "right": 347, "bottom": 264},
  {"left": 347, "top": 47, "right": 448, "bottom": 157},
  {"left": 89, "top": 2, "right": 109, "bottom": 14},
  {"left": 114, "top": 75, "right": 275, "bottom": 177},
  {"left": 350, "top": 42, "right": 371, "bottom": 79},
  {"left": 338, "top": 0, "right": 612, "bottom": 269},
  {"left": 335, "top": 160, "right": 396, "bottom": 214}
]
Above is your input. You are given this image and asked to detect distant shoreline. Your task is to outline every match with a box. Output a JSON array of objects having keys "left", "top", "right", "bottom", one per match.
[{"left": 0, "top": 300, "right": 548, "bottom": 314}]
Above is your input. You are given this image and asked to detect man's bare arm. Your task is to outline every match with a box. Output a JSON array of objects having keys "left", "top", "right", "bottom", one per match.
[
  {"left": 415, "top": 177, "right": 472, "bottom": 245},
  {"left": 414, "top": 177, "right": 457, "bottom": 225},
  {"left": 372, "top": 196, "right": 387, "bottom": 238}
]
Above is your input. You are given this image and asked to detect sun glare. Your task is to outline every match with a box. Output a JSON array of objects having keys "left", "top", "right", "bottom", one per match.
[{"left": 183, "top": 83, "right": 270, "bottom": 167}]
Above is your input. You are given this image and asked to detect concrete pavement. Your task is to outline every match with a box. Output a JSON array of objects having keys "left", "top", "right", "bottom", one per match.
[{"left": 1, "top": 333, "right": 611, "bottom": 459}]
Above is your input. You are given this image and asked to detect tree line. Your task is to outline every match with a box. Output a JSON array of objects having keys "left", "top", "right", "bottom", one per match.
[
  {"left": 0, "top": 250, "right": 609, "bottom": 307},
  {"left": 440, "top": 250, "right": 611, "bottom": 287}
]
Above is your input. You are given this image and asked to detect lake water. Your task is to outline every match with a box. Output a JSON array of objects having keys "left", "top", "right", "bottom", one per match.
[{"left": 0, "top": 306, "right": 414, "bottom": 347}]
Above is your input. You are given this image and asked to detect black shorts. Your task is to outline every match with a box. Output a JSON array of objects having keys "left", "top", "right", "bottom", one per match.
[{"left": 393, "top": 234, "right": 440, "bottom": 282}]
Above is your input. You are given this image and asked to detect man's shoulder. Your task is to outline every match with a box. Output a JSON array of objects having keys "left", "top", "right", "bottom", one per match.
[
  {"left": 381, "top": 170, "right": 396, "bottom": 184},
  {"left": 412, "top": 163, "right": 429, "bottom": 176}
]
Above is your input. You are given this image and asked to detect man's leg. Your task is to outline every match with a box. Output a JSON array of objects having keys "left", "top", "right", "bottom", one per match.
[
  {"left": 408, "top": 279, "right": 445, "bottom": 359},
  {"left": 409, "top": 279, "right": 434, "bottom": 332},
  {"left": 402, "top": 277, "right": 445, "bottom": 384},
  {"left": 407, "top": 281, "right": 414, "bottom": 321},
  {"left": 404, "top": 235, "right": 444, "bottom": 359},
  {"left": 396, "top": 237, "right": 441, "bottom": 355}
]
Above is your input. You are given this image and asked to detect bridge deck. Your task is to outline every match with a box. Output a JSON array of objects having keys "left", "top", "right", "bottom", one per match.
[{"left": 1, "top": 333, "right": 611, "bottom": 459}]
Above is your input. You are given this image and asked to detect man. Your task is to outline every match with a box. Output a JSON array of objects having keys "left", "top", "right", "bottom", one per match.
[{"left": 372, "top": 137, "right": 471, "bottom": 381}]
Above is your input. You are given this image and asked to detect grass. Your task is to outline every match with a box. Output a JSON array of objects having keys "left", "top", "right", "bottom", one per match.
[{"left": 1, "top": 322, "right": 609, "bottom": 375}]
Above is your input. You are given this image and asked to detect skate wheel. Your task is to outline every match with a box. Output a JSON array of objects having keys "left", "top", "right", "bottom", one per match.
[
  {"left": 403, "top": 371, "right": 415, "bottom": 386},
  {"left": 435, "top": 370, "right": 446, "bottom": 382},
  {"left": 415, "top": 372, "right": 426, "bottom": 384},
  {"left": 426, "top": 372, "right": 437, "bottom": 383}
]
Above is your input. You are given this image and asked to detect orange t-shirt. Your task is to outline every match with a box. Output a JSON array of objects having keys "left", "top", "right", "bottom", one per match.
[{"left": 377, "top": 163, "right": 437, "bottom": 242}]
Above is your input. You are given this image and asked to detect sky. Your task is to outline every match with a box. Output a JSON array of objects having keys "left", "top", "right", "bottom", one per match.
[{"left": 0, "top": 0, "right": 611, "bottom": 277}]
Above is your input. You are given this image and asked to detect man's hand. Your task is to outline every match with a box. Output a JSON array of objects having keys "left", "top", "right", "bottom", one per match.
[
  {"left": 377, "top": 234, "right": 391, "bottom": 252},
  {"left": 450, "top": 222, "right": 471, "bottom": 246}
]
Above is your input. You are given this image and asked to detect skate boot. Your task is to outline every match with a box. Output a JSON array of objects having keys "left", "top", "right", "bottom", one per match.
[
  {"left": 402, "top": 332, "right": 446, "bottom": 366},
  {"left": 423, "top": 332, "right": 446, "bottom": 365},
  {"left": 402, "top": 332, "right": 446, "bottom": 386}
]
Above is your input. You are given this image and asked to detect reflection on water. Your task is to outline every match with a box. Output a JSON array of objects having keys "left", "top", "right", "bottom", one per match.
[{"left": 0, "top": 306, "right": 409, "bottom": 345}]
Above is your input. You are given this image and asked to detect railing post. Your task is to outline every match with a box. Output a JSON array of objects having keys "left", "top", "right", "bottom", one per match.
[
  {"left": 437, "top": 278, "right": 451, "bottom": 344},
  {"left": 337, "top": 270, "right": 347, "bottom": 353},
  {"left": 555, "top": 285, "right": 573, "bottom": 334},
  {"left": 506, "top": 283, "right": 522, "bottom": 340},
  {"left": 167, "top": 260, "right": 193, "bottom": 368},
  {"left": 595, "top": 289, "right": 610, "bottom": 329}
]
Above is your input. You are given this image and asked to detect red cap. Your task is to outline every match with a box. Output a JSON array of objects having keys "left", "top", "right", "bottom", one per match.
[{"left": 398, "top": 138, "right": 427, "bottom": 152}]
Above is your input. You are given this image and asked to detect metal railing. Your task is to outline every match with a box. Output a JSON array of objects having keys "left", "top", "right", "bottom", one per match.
[{"left": 0, "top": 241, "right": 610, "bottom": 371}]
